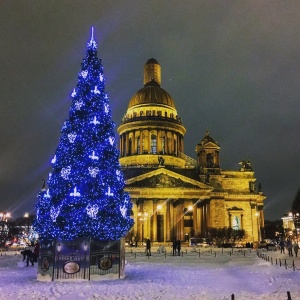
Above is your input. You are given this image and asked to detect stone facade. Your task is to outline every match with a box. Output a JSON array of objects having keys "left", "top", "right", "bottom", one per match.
[{"left": 117, "top": 59, "right": 265, "bottom": 245}]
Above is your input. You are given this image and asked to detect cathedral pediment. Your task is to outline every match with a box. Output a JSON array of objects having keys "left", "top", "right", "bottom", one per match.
[
  {"left": 203, "top": 141, "right": 219, "bottom": 148},
  {"left": 125, "top": 168, "right": 211, "bottom": 189}
]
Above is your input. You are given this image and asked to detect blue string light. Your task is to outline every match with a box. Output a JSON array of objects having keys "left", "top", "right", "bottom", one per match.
[{"left": 34, "top": 29, "right": 133, "bottom": 242}]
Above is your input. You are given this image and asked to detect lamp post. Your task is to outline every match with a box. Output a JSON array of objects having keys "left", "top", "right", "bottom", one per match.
[
  {"left": 83, "top": 242, "right": 88, "bottom": 279},
  {"left": 56, "top": 242, "right": 62, "bottom": 279},
  {"left": 24, "top": 213, "right": 29, "bottom": 236},
  {"left": 138, "top": 211, "right": 148, "bottom": 245}
]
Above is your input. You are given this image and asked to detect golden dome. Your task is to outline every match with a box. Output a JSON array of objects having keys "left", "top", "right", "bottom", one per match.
[
  {"left": 128, "top": 58, "right": 175, "bottom": 109},
  {"left": 128, "top": 83, "right": 175, "bottom": 108}
]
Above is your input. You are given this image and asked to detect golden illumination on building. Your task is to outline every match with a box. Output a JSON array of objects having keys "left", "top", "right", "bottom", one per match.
[{"left": 118, "top": 59, "right": 266, "bottom": 246}]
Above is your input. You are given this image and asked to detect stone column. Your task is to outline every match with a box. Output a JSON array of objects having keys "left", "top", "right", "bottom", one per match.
[
  {"left": 192, "top": 203, "right": 198, "bottom": 235},
  {"left": 152, "top": 200, "right": 158, "bottom": 241},
  {"left": 166, "top": 201, "right": 171, "bottom": 241},
  {"left": 119, "top": 134, "right": 123, "bottom": 157},
  {"left": 132, "top": 130, "right": 136, "bottom": 155},
  {"left": 148, "top": 130, "right": 151, "bottom": 154},
  {"left": 125, "top": 133, "right": 129, "bottom": 156},
  {"left": 202, "top": 204, "right": 207, "bottom": 236},
  {"left": 177, "top": 201, "right": 184, "bottom": 240},
  {"left": 197, "top": 206, "right": 202, "bottom": 236}
]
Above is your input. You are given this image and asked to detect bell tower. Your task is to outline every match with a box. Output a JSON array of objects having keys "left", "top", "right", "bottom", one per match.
[{"left": 196, "top": 131, "right": 220, "bottom": 176}]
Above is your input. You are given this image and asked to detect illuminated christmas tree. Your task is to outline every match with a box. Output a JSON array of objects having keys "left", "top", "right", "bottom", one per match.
[{"left": 35, "top": 28, "right": 133, "bottom": 242}]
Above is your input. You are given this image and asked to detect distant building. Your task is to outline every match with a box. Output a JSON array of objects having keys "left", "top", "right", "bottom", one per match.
[
  {"left": 117, "top": 59, "right": 266, "bottom": 244},
  {"left": 282, "top": 212, "right": 300, "bottom": 238}
]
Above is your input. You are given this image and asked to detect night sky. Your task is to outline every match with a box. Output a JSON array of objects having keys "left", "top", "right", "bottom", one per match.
[{"left": 1, "top": 1, "right": 300, "bottom": 220}]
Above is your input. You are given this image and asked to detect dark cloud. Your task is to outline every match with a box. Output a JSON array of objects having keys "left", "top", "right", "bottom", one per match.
[{"left": 1, "top": 1, "right": 300, "bottom": 220}]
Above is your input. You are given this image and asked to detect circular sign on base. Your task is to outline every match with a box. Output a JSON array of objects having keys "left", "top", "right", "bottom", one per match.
[{"left": 99, "top": 257, "right": 112, "bottom": 270}]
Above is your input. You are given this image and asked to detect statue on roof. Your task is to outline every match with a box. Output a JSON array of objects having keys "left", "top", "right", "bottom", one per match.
[{"left": 239, "top": 160, "right": 253, "bottom": 172}]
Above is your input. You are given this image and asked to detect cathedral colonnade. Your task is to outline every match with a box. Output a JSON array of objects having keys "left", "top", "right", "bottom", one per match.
[
  {"left": 119, "top": 128, "right": 184, "bottom": 157},
  {"left": 130, "top": 198, "right": 206, "bottom": 243},
  {"left": 118, "top": 58, "right": 266, "bottom": 246}
]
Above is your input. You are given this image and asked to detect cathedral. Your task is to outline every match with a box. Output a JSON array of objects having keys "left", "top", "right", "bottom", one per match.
[{"left": 117, "top": 58, "right": 265, "bottom": 245}]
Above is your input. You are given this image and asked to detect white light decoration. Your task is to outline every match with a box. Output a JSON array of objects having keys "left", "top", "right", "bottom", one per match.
[
  {"left": 81, "top": 70, "right": 88, "bottom": 78},
  {"left": 87, "top": 27, "right": 97, "bottom": 49},
  {"left": 61, "top": 166, "right": 71, "bottom": 180},
  {"left": 86, "top": 204, "right": 99, "bottom": 219},
  {"left": 89, "top": 151, "right": 99, "bottom": 160},
  {"left": 70, "top": 187, "right": 81, "bottom": 197},
  {"left": 71, "top": 89, "right": 77, "bottom": 97},
  {"left": 120, "top": 205, "right": 127, "bottom": 218},
  {"left": 74, "top": 100, "right": 83, "bottom": 110},
  {"left": 48, "top": 172, "right": 52, "bottom": 180},
  {"left": 62, "top": 122, "right": 67, "bottom": 130},
  {"left": 68, "top": 132, "right": 77, "bottom": 143},
  {"left": 106, "top": 187, "right": 114, "bottom": 196},
  {"left": 91, "top": 86, "right": 101, "bottom": 94},
  {"left": 116, "top": 170, "right": 122, "bottom": 181},
  {"left": 51, "top": 155, "right": 56, "bottom": 164},
  {"left": 104, "top": 103, "right": 109, "bottom": 114},
  {"left": 90, "top": 116, "right": 100, "bottom": 125},
  {"left": 44, "top": 189, "right": 51, "bottom": 198},
  {"left": 104, "top": 94, "right": 108, "bottom": 100},
  {"left": 88, "top": 167, "right": 99, "bottom": 178},
  {"left": 36, "top": 208, "right": 39, "bottom": 220},
  {"left": 108, "top": 136, "right": 115, "bottom": 146},
  {"left": 50, "top": 205, "right": 61, "bottom": 222},
  {"left": 100, "top": 74, "right": 103, "bottom": 82}
]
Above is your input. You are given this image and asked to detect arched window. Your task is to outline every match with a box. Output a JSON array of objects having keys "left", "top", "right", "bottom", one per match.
[
  {"left": 206, "top": 153, "right": 214, "bottom": 167},
  {"left": 151, "top": 134, "right": 157, "bottom": 154},
  {"left": 232, "top": 216, "right": 241, "bottom": 230}
]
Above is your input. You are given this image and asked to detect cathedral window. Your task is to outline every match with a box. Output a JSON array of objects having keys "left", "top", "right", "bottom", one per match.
[
  {"left": 232, "top": 216, "right": 241, "bottom": 230},
  {"left": 151, "top": 134, "right": 157, "bottom": 154},
  {"left": 206, "top": 153, "right": 214, "bottom": 167}
]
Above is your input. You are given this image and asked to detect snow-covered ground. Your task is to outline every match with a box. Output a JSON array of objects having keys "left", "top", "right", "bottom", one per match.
[{"left": 1, "top": 246, "right": 300, "bottom": 300}]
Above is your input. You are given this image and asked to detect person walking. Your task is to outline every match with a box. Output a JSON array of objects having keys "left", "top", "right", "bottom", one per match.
[
  {"left": 287, "top": 240, "right": 293, "bottom": 256},
  {"left": 32, "top": 241, "right": 40, "bottom": 263},
  {"left": 172, "top": 239, "right": 177, "bottom": 256},
  {"left": 177, "top": 239, "right": 181, "bottom": 256},
  {"left": 146, "top": 238, "right": 151, "bottom": 256},
  {"left": 293, "top": 242, "right": 299, "bottom": 257},
  {"left": 279, "top": 240, "right": 285, "bottom": 254}
]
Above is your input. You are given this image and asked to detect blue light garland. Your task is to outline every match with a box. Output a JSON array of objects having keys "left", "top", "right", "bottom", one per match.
[{"left": 34, "top": 29, "right": 133, "bottom": 242}]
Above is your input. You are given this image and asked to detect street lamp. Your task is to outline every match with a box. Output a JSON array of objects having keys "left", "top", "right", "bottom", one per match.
[
  {"left": 56, "top": 242, "right": 62, "bottom": 280},
  {"left": 138, "top": 211, "right": 148, "bottom": 245},
  {"left": 24, "top": 213, "right": 30, "bottom": 235},
  {"left": 0, "top": 212, "right": 11, "bottom": 222}
]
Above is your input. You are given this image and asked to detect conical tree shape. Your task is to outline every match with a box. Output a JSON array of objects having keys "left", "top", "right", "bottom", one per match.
[{"left": 35, "top": 28, "right": 133, "bottom": 241}]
